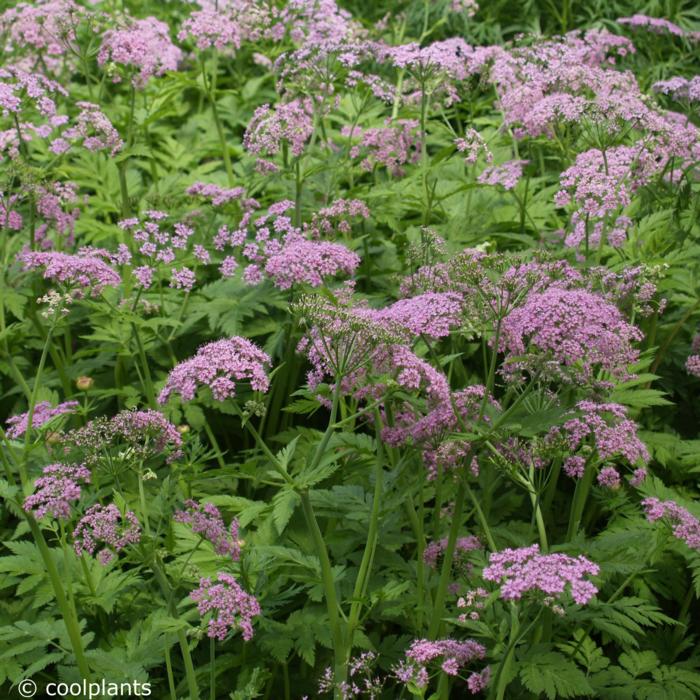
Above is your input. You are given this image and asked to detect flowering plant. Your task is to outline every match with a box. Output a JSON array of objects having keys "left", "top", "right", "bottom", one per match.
[{"left": 0, "top": 1, "right": 699, "bottom": 699}]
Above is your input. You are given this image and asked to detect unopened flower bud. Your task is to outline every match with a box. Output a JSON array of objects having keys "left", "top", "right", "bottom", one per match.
[
  {"left": 45, "top": 431, "right": 63, "bottom": 445},
  {"left": 76, "top": 376, "right": 94, "bottom": 391}
]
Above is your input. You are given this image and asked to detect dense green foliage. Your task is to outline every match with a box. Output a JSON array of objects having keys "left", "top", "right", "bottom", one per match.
[{"left": 1, "top": 0, "right": 699, "bottom": 699}]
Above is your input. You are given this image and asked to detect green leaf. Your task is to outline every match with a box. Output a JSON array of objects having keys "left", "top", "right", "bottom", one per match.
[
  {"left": 275, "top": 437, "right": 300, "bottom": 473},
  {"left": 519, "top": 651, "right": 594, "bottom": 699},
  {"left": 619, "top": 651, "right": 660, "bottom": 678},
  {"left": 608, "top": 388, "right": 672, "bottom": 408},
  {"left": 184, "top": 403, "right": 206, "bottom": 430},
  {"left": 557, "top": 630, "right": 610, "bottom": 673},
  {"left": 271, "top": 489, "right": 299, "bottom": 535}
]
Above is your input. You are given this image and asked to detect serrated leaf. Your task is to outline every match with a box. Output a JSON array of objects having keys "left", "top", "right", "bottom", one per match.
[
  {"left": 619, "top": 650, "right": 659, "bottom": 678},
  {"left": 271, "top": 489, "right": 299, "bottom": 535},
  {"left": 519, "top": 651, "right": 594, "bottom": 699}
]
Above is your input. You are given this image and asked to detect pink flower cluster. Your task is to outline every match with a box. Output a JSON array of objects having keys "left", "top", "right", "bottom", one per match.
[
  {"left": 23, "top": 463, "right": 91, "bottom": 520},
  {"left": 216, "top": 200, "right": 360, "bottom": 290},
  {"left": 553, "top": 401, "right": 650, "bottom": 466},
  {"left": 62, "top": 409, "right": 183, "bottom": 464},
  {"left": 175, "top": 500, "right": 241, "bottom": 560},
  {"left": 455, "top": 129, "right": 492, "bottom": 165},
  {"left": 653, "top": 76, "right": 700, "bottom": 103},
  {"left": 555, "top": 146, "right": 656, "bottom": 249},
  {"left": 451, "top": 0, "right": 479, "bottom": 17},
  {"left": 383, "top": 384, "right": 494, "bottom": 479},
  {"left": 469, "top": 30, "right": 636, "bottom": 138},
  {"left": 187, "top": 182, "right": 250, "bottom": 207},
  {"left": 642, "top": 498, "right": 700, "bottom": 551},
  {"left": 341, "top": 120, "right": 421, "bottom": 176},
  {"left": 119, "top": 211, "right": 196, "bottom": 291},
  {"left": 264, "top": 234, "right": 360, "bottom": 290},
  {"left": 499, "top": 287, "right": 643, "bottom": 384},
  {"left": 111, "top": 409, "right": 183, "bottom": 457},
  {"left": 617, "top": 14, "right": 699, "bottom": 41},
  {"left": 178, "top": 9, "right": 242, "bottom": 52},
  {"left": 0, "top": 65, "right": 66, "bottom": 118},
  {"left": 318, "top": 651, "right": 383, "bottom": 698},
  {"left": 376, "top": 292, "right": 464, "bottom": 340},
  {"left": 381, "top": 38, "right": 472, "bottom": 83},
  {"left": 592, "top": 265, "right": 665, "bottom": 318},
  {"left": 73, "top": 504, "right": 141, "bottom": 564},
  {"left": 478, "top": 159, "right": 527, "bottom": 190},
  {"left": 50, "top": 101, "right": 124, "bottom": 156},
  {"left": 597, "top": 466, "right": 622, "bottom": 489},
  {"left": 98, "top": 17, "right": 182, "bottom": 87},
  {"left": 158, "top": 336, "right": 271, "bottom": 403},
  {"left": 686, "top": 355, "right": 700, "bottom": 378},
  {"left": 0, "top": 193, "right": 22, "bottom": 230},
  {"left": 243, "top": 99, "right": 314, "bottom": 171},
  {"left": 6, "top": 400, "right": 78, "bottom": 439},
  {"left": 395, "top": 638, "right": 487, "bottom": 689},
  {"left": 457, "top": 587, "right": 489, "bottom": 622},
  {"left": 483, "top": 544, "right": 599, "bottom": 604},
  {"left": 424, "top": 535, "right": 481, "bottom": 568},
  {"left": 305, "top": 199, "right": 370, "bottom": 239},
  {"left": 190, "top": 572, "right": 261, "bottom": 641},
  {"left": 0, "top": 0, "right": 81, "bottom": 65},
  {"left": 31, "top": 181, "right": 81, "bottom": 246},
  {"left": 19, "top": 249, "right": 121, "bottom": 296}
]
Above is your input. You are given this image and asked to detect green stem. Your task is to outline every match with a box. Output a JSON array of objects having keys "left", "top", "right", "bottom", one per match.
[
  {"left": 465, "top": 482, "right": 497, "bottom": 551},
  {"left": 203, "top": 55, "right": 234, "bottom": 186},
  {"left": 391, "top": 70, "right": 404, "bottom": 120},
  {"left": 21, "top": 324, "right": 55, "bottom": 489},
  {"left": 209, "top": 637, "right": 216, "bottom": 700},
  {"left": 671, "top": 586, "right": 694, "bottom": 651},
  {"left": 541, "top": 456, "right": 561, "bottom": 519},
  {"left": 165, "top": 643, "right": 177, "bottom": 700},
  {"left": 299, "top": 490, "right": 346, "bottom": 697},
  {"left": 29, "top": 311, "right": 72, "bottom": 397},
  {"left": 432, "top": 464, "right": 443, "bottom": 538},
  {"left": 527, "top": 464, "right": 548, "bottom": 552},
  {"left": 416, "top": 484, "right": 426, "bottom": 633},
  {"left": 283, "top": 662, "right": 291, "bottom": 700},
  {"left": 494, "top": 603, "right": 520, "bottom": 700},
  {"left": 346, "top": 410, "right": 385, "bottom": 647},
  {"left": 309, "top": 382, "right": 342, "bottom": 473},
  {"left": 27, "top": 518, "right": 92, "bottom": 679},
  {"left": 203, "top": 423, "right": 226, "bottom": 469},
  {"left": 80, "top": 51, "right": 94, "bottom": 100},
  {"left": 428, "top": 482, "right": 465, "bottom": 639},
  {"left": 131, "top": 323, "right": 157, "bottom": 408},
  {"left": 152, "top": 559, "right": 200, "bottom": 699},
  {"left": 118, "top": 161, "right": 131, "bottom": 218},
  {"left": 240, "top": 415, "right": 295, "bottom": 487},
  {"left": 79, "top": 555, "right": 97, "bottom": 598},
  {"left": 137, "top": 463, "right": 152, "bottom": 538},
  {"left": 566, "top": 457, "right": 596, "bottom": 541},
  {"left": 127, "top": 83, "right": 136, "bottom": 149},
  {"left": 437, "top": 672, "right": 450, "bottom": 700}
]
